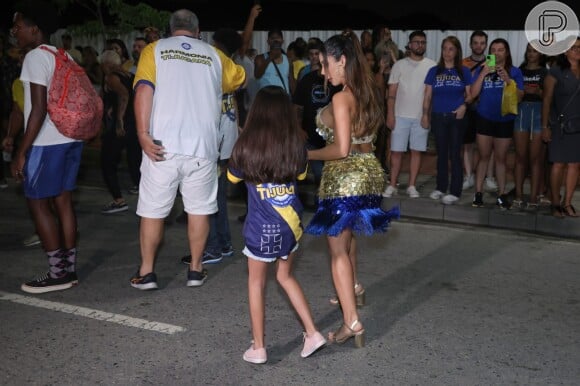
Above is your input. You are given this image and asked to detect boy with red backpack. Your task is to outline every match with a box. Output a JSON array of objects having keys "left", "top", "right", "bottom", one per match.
[{"left": 10, "top": 1, "right": 88, "bottom": 293}]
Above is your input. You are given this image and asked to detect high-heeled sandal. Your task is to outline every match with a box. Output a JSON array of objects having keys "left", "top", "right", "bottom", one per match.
[
  {"left": 563, "top": 205, "right": 578, "bottom": 217},
  {"left": 354, "top": 283, "right": 365, "bottom": 307},
  {"left": 328, "top": 319, "right": 365, "bottom": 348},
  {"left": 329, "top": 283, "right": 366, "bottom": 307}
]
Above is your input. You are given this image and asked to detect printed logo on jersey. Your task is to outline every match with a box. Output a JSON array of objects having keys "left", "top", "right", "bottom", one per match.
[
  {"left": 181, "top": 42, "right": 192, "bottom": 50},
  {"left": 260, "top": 224, "right": 282, "bottom": 255},
  {"left": 160, "top": 49, "right": 213, "bottom": 66},
  {"left": 256, "top": 183, "right": 295, "bottom": 207},
  {"left": 434, "top": 71, "right": 464, "bottom": 88}
]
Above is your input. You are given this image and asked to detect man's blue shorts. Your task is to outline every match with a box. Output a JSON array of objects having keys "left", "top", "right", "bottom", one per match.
[{"left": 23, "top": 142, "right": 83, "bottom": 199}]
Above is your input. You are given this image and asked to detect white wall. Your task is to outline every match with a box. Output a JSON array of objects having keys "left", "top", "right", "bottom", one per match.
[{"left": 53, "top": 29, "right": 530, "bottom": 65}]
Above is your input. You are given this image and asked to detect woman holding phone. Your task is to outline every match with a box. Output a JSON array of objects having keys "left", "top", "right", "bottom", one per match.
[{"left": 470, "top": 38, "right": 524, "bottom": 209}]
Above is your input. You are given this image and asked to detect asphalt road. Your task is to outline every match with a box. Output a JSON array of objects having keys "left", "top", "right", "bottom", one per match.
[{"left": 1, "top": 186, "right": 579, "bottom": 385}]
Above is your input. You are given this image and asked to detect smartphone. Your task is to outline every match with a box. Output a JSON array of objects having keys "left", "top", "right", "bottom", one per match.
[
  {"left": 486, "top": 54, "right": 496, "bottom": 72},
  {"left": 153, "top": 139, "right": 164, "bottom": 161}
]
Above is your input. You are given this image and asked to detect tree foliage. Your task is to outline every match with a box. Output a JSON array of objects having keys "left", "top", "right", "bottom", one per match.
[{"left": 52, "top": 0, "right": 170, "bottom": 38}]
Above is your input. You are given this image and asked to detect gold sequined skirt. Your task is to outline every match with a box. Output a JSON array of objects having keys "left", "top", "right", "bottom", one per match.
[{"left": 318, "top": 152, "right": 385, "bottom": 199}]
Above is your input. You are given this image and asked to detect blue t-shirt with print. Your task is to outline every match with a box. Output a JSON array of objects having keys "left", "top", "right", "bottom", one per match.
[
  {"left": 227, "top": 164, "right": 308, "bottom": 259},
  {"left": 475, "top": 66, "right": 524, "bottom": 122},
  {"left": 424, "top": 65, "right": 472, "bottom": 113}
]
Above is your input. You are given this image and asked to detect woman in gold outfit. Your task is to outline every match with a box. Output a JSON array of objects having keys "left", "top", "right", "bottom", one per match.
[{"left": 305, "top": 32, "right": 399, "bottom": 347}]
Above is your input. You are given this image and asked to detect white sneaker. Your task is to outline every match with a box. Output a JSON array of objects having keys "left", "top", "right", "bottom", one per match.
[
  {"left": 462, "top": 174, "right": 474, "bottom": 190},
  {"left": 484, "top": 177, "right": 498, "bottom": 192},
  {"left": 406, "top": 185, "right": 420, "bottom": 198},
  {"left": 382, "top": 185, "right": 397, "bottom": 198},
  {"left": 429, "top": 190, "right": 444, "bottom": 200},
  {"left": 442, "top": 194, "right": 459, "bottom": 205}
]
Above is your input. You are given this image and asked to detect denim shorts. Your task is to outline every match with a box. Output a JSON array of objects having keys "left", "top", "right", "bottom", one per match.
[{"left": 514, "top": 101, "right": 542, "bottom": 133}]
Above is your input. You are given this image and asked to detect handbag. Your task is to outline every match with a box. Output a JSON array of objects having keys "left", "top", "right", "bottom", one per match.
[
  {"left": 555, "top": 84, "right": 580, "bottom": 135},
  {"left": 501, "top": 80, "right": 518, "bottom": 116}
]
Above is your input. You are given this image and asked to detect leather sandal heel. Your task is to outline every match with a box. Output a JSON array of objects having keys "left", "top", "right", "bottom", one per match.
[
  {"left": 329, "top": 319, "right": 365, "bottom": 348},
  {"left": 330, "top": 283, "right": 366, "bottom": 307},
  {"left": 355, "top": 283, "right": 365, "bottom": 307}
]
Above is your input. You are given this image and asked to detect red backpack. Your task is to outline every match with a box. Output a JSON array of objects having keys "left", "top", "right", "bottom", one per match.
[{"left": 40, "top": 46, "right": 103, "bottom": 141}]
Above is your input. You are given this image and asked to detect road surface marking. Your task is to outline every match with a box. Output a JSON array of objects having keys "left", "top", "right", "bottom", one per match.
[{"left": 0, "top": 290, "right": 186, "bottom": 335}]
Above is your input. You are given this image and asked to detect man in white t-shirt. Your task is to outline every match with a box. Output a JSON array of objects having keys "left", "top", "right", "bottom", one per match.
[
  {"left": 383, "top": 30, "right": 436, "bottom": 199},
  {"left": 11, "top": 2, "right": 84, "bottom": 294},
  {"left": 131, "top": 9, "right": 245, "bottom": 290}
]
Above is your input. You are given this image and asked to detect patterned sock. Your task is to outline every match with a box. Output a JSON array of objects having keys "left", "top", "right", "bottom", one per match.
[
  {"left": 47, "top": 249, "right": 67, "bottom": 279},
  {"left": 62, "top": 247, "right": 77, "bottom": 273}
]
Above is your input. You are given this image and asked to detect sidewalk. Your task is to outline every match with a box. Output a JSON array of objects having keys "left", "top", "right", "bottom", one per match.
[{"left": 39, "top": 143, "right": 580, "bottom": 240}]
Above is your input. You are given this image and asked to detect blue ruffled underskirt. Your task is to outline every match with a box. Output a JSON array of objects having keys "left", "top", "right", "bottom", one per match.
[{"left": 305, "top": 195, "right": 400, "bottom": 237}]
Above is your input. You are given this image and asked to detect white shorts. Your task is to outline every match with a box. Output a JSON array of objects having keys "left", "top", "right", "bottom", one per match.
[
  {"left": 137, "top": 154, "right": 218, "bottom": 218},
  {"left": 243, "top": 243, "right": 299, "bottom": 263},
  {"left": 390, "top": 116, "right": 429, "bottom": 152}
]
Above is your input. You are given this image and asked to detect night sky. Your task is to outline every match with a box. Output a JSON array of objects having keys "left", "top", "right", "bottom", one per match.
[{"left": 4, "top": 0, "right": 579, "bottom": 32}]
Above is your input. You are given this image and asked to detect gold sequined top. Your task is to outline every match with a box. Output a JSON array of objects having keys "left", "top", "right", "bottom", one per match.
[
  {"left": 314, "top": 104, "right": 384, "bottom": 199},
  {"left": 315, "top": 104, "right": 375, "bottom": 146}
]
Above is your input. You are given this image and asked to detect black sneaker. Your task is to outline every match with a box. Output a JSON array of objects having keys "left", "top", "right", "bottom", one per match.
[
  {"left": 472, "top": 192, "right": 484, "bottom": 208},
  {"left": 130, "top": 271, "right": 158, "bottom": 290},
  {"left": 21, "top": 272, "right": 76, "bottom": 294},
  {"left": 180, "top": 254, "right": 191, "bottom": 265},
  {"left": 101, "top": 201, "right": 129, "bottom": 214},
  {"left": 180, "top": 251, "right": 223, "bottom": 265},
  {"left": 187, "top": 269, "right": 208, "bottom": 287},
  {"left": 69, "top": 271, "right": 79, "bottom": 285},
  {"left": 128, "top": 185, "right": 139, "bottom": 195},
  {"left": 496, "top": 194, "right": 511, "bottom": 210},
  {"left": 221, "top": 245, "right": 234, "bottom": 257},
  {"left": 203, "top": 251, "right": 222, "bottom": 264}
]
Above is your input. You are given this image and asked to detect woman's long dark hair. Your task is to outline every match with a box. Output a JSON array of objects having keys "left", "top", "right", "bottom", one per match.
[
  {"left": 229, "top": 86, "right": 306, "bottom": 184},
  {"left": 323, "top": 32, "right": 385, "bottom": 138},
  {"left": 436, "top": 36, "right": 465, "bottom": 81}
]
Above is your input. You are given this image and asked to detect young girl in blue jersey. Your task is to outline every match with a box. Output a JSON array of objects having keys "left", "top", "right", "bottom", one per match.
[{"left": 227, "top": 85, "right": 326, "bottom": 364}]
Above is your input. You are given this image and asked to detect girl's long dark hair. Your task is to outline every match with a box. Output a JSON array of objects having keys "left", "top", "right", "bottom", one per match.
[{"left": 229, "top": 86, "right": 306, "bottom": 184}]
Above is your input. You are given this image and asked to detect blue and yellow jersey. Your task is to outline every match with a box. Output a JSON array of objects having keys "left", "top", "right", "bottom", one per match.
[
  {"left": 133, "top": 36, "right": 245, "bottom": 159},
  {"left": 227, "top": 165, "right": 308, "bottom": 259}
]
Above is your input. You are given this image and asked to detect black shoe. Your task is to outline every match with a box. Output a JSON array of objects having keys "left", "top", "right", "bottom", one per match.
[
  {"left": 180, "top": 250, "right": 223, "bottom": 265},
  {"left": 180, "top": 254, "right": 191, "bottom": 265},
  {"left": 202, "top": 251, "right": 222, "bottom": 264},
  {"left": 130, "top": 271, "right": 158, "bottom": 290},
  {"left": 128, "top": 185, "right": 139, "bottom": 195},
  {"left": 472, "top": 192, "right": 484, "bottom": 208},
  {"left": 496, "top": 194, "right": 511, "bottom": 210},
  {"left": 69, "top": 271, "right": 79, "bottom": 285},
  {"left": 221, "top": 245, "right": 234, "bottom": 257},
  {"left": 186, "top": 269, "right": 208, "bottom": 287},
  {"left": 21, "top": 272, "right": 76, "bottom": 294},
  {"left": 101, "top": 201, "right": 129, "bottom": 214}
]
